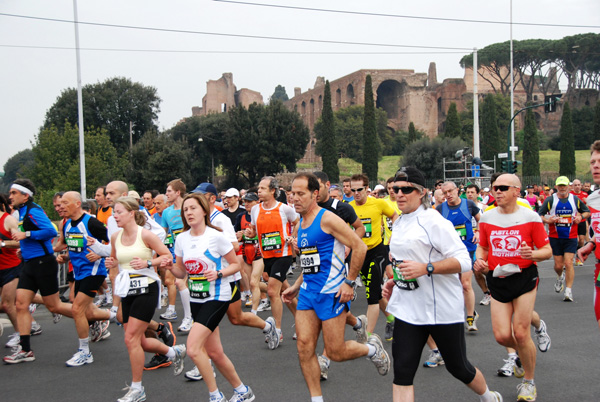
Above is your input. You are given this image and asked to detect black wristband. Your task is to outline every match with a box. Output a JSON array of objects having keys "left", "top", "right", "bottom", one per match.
[{"left": 585, "top": 241, "right": 596, "bottom": 251}]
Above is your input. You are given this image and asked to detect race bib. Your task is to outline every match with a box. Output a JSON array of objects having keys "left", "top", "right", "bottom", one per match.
[
  {"left": 188, "top": 275, "right": 210, "bottom": 299},
  {"left": 164, "top": 234, "right": 174, "bottom": 248},
  {"left": 127, "top": 275, "right": 149, "bottom": 296},
  {"left": 173, "top": 229, "right": 183, "bottom": 239},
  {"left": 261, "top": 231, "right": 282, "bottom": 251},
  {"left": 392, "top": 258, "right": 419, "bottom": 290},
  {"left": 299, "top": 246, "right": 320, "bottom": 275},
  {"left": 556, "top": 215, "right": 572, "bottom": 227},
  {"left": 361, "top": 218, "right": 372, "bottom": 238},
  {"left": 66, "top": 233, "right": 85, "bottom": 253},
  {"left": 454, "top": 224, "right": 467, "bottom": 240}
]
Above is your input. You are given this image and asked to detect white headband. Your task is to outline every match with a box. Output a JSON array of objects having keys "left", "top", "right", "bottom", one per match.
[{"left": 11, "top": 184, "right": 34, "bottom": 197}]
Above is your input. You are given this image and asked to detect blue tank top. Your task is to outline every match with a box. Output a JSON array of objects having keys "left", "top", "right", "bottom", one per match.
[
  {"left": 441, "top": 199, "right": 476, "bottom": 252},
  {"left": 64, "top": 214, "right": 107, "bottom": 280},
  {"left": 297, "top": 209, "right": 346, "bottom": 294}
]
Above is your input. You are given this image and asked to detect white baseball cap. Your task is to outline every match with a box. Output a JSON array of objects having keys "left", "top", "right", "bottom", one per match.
[{"left": 224, "top": 188, "right": 240, "bottom": 197}]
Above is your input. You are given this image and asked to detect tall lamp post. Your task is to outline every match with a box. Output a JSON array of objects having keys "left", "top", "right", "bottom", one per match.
[{"left": 198, "top": 136, "right": 214, "bottom": 183}]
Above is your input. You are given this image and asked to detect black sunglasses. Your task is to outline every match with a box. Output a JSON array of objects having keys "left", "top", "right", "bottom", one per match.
[
  {"left": 493, "top": 185, "right": 519, "bottom": 192},
  {"left": 351, "top": 187, "right": 365, "bottom": 193},
  {"left": 392, "top": 186, "right": 418, "bottom": 195}
]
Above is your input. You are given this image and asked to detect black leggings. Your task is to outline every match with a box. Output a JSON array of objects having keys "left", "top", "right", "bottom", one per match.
[{"left": 392, "top": 318, "right": 476, "bottom": 386}]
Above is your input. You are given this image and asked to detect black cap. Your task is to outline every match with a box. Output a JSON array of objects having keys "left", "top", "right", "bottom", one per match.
[
  {"left": 395, "top": 167, "right": 427, "bottom": 188},
  {"left": 242, "top": 192, "right": 259, "bottom": 202}
]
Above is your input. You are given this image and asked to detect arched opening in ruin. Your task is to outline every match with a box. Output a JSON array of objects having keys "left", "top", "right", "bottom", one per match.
[
  {"left": 346, "top": 84, "right": 355, "bottom": 105},
  {"left": 335, "top": 88, "right": 341, "bottom": 108},
  {"left": 318, "top": 95, "right": 323, "bottom": 112},
  {"left": 376, "top": 80, "right": 403, "bottom": 120},
  {"left": 309, "top": 99, "right": 315, "bottom": 128},
  {"left": 301, "top": 101, "right": 306, "bottom": 116}
]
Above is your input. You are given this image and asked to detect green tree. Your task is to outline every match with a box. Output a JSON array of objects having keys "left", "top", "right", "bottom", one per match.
[
  {"left": 559, "top": 102, "right": 576, "bottom": 176},
  {"left": 480, "top": 95, "right": 503, "bottom": 162},
  {"left": 1, "top": 149, "right": 34, "bottom": 191},
  {"left": 28, "top": 123, "right": 127, "bottom": 213},
  {"left": 444, "top": 103, "right": 461, "bottom": 138},
  {"left": 43, "top": 77, "right": 161, "bottom": 153},
  {"left": 315, "top": 81, "right": 339, "bottom": 182},
  {"left": 408, "top": 122, "right": 418, "bottom": 143},
  {"left": 402, "top": 137, "right": 467, "bottom": 182},
  {"left": 522, "top": 108, "right": 540, "bottom": 177},
  {"left": 270, "top": 85, "right": 289, "bottom": 102},
  {"left": 362, "top": 75, "right": 379, "bottom": 184},
  {"left": 595, "top": 100, "right": 600, "bottom": 142},
  {"left": 572, "top": 106, "right": 595, "bottom": 150},
  {"left": 127, "top": 130, "right": 193, "bottom": 191}
]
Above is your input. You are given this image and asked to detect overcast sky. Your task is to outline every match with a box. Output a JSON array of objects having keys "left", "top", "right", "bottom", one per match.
[{"left": 1, "top": 0, "right": 598, "bottom": 169}]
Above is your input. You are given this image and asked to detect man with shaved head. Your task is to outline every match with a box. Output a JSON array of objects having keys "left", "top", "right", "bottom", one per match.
[
  {"left": 474, "top": 174, "right": 552, "bottom": 401},
  {"left": 54, "top": 191, "right": 113, "bottom": 366}
]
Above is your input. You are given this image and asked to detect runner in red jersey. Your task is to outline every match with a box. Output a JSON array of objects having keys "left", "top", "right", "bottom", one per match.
[
  {"left": 0, "top": 194, "right": 22, "bottom": 342},
  {"left": 474, "top": 174, "right": 551, "bottom": 402}
]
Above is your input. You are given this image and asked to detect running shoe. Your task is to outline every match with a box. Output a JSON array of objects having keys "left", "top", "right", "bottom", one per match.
[
  {"left": 106, "top": 289, "right": 113, "bottom": 305},
  {"left": 160, "top": 309, "right": 178, "bottom": 320},
  {"left": 171, "top": 344, "right": 186, "bottom": 376},
  {"left": 92, "top": 320, "right": 110, "bottom": 342},
  {"left": 466, "top": 311, "right": 479, "bottom": 332},
  {"left": 178, "top": 317, "right": 193, "bottom": 333},
  {"left": 160, "top": 292, "right": 168, "bottom": 308},
  {"left": 479, "top": 293, "right": 492, "bottom": 306},
  {"left": 563, "top": 288, "right": 573, "bottom": 302},
  {"left": 66, "top": 349, "right": 94, "bottom": 367},
  {"left": 384, "top": 320, "right": 394, "bottom": 341},
  {"left": 354, "top": 314, "right": 368, "bottom": 344},
  {"left": 490, "top": 391, "right": 503, "bottom": 402},
  {"left": 318, "top": 355, "right": 330, "bottom": 381},
  {"left": 244, "top": 295, "right": 253, "bottom": 308},
  {"left": 516, "top": 381, "right": 537, "bottom": 401},
  {"left": 513, "top": 356, "right": 525, "bottom": 378},
  {"left": 229, "top": 385, "right": 256, "bottom": 402},
  {"left": 257, "top": 300, "right": 271, "bottom": 312},
  {"left": 118, "top": 385, "right": 146, "bottom": 402},
  {"left": 53, "top": 313, "right": 62, "bottom": 324},
  {"left": 185, "top": 364, "right": 217, "bottom": 381},
  {"left": 0, "top": 321, "right": 3, "bottom": 337},
  {"left": 144, "top": 354, "right": 172, "bottom": 370},
  {"left": 575, "top": 257, "right": 583, "bottom": 266},
  {"left": 28, "top": 303, "right": 38, "bottom": 314},
  {"left": 367, "top": 334, "right": 390, "bottom": 376},
  {"left": 535, "top": 320, "right": 551, "bottom": 352},
  {"left": 3, "top": 345, "right": 35, "bottom": 364},
  {"left": 89, "top": 321, "right": 100, "bottom": 342},
  {"left": 5, "top": 333, "right": 19, "bottom": 348},
  {"left": 31, "top": 321, "right": 42, "bottom": 336},
  {"left": 209, "top": 392, "right": 227, "bottom": 402},
  {"left": 94, "top": 296, "right": 107, "bottom": 307},
  {"left": 355, "top": 276, "right": 363, "bottom": 288},
  {"left": 497, "top": 357, "right": 515, "bottom": 377},
  {"left": 97, "top": 330, "right": 111, "bottom": 342},
  {"left": 554, "top": 271, "right": 565, "bottom": 293},
  {"left": 264, "top": 317, "right": 279, "bottom": 350},
  {"left": 423, "top": 350, "right": 445, "bottom": 368},
  {"left": 158, "top": 322, "right": 175, "bottom": 347}
]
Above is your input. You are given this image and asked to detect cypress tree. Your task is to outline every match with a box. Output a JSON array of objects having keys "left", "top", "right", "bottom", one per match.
[
  {"left": 522, "top": 108, "right": 540, "bottom": 178},
  {"left": 444, "top": 102, "right": 461, "bottom": 138},
  {"left": 320, "top": 81, "right": 339, "bottom": 182},
  {"left": 559, "top": 102, "right": 576, "bottom": 176},
  {"left": 481, "top": 95, "right": 502, "bottom": 163},
  {"left": 408, "top": 122, "right": 417, "bottom": 143},
  {"left": 363, "top": 75, "right": 379, "bottom": 184}
]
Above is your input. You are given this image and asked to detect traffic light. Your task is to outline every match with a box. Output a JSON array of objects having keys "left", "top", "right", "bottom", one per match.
[
  {"left": 501, "top": 160, "right": 513, "bottom": 173},
  {"left": 544, "top": 94, "right": 562, "bottom": 113},
  {"left": 512, "top": 160, "right": 518, "bottom": 174}
]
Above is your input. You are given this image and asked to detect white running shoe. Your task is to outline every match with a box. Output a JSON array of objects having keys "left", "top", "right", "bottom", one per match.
[
  {"left": 178, "top": 317, "right": 193, "bottom": 333},
  {"left": 367, "top": 334, "right": 390, "bottom": 375},
  {"left": 497, "top": 357, "right": 515, "bottom": 377},
  {"left": 554, "top": 271, "right": 565, "bottom": 293},
  {"left": 354, "top": 315, "right": 368, "bottom": 344},
  {"left": 257, "top": 300, "right": 271, "bottom": 312},
  {"left": 171, "top": 344, "right": 187, "bottom": 376},
  {"left": 5, "top": 333, "right": 20, "bottom": 348},
  {"left": 228, "top": 385, "right": 256, "bottom": 402},
  {"left": 318, "top": 354, "right": 330, "bottom": 381},
  {"left": 479, "top": 293, "right": 492, "bottom": 305},
  {"left": 160, "top": 309, "right": 178, "bottom": 320},
  {"left": 563, "top": 288, "right": 573, "bottom": 302},
  {"left": 185, "top": 364, "right": 217, "bottom": 381},
  {"left": 66, "top": 349, "right": 94, "bottom": 367},
  {"left": 117, "top": 385, "right": 146, "bottom": 402},
  {"left": 264, "top": 317, "right": 279, "bottom": 350},
  {"left": 535, "top": 319, "right": 551, "bottom": 352}
]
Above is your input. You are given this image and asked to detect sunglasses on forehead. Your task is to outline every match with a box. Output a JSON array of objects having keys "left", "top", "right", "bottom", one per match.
[
  {"left": 392, "top": 185, "right": 419, "bottom": 195},
  {"left": 492, "top": 185, "right": 519, "bottom": 192}
]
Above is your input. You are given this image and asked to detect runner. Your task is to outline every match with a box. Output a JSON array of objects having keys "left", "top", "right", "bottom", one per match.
[
  {"left": 341, "top": 178, "right": 354, "bottom": 203},
  {"left": 106, "top": 197, "right": 185, "bottom": 402},
  {"left": 538, "top": 176, "right": 589, "bottom": 301},
  {"left": 143, "top": 190, "right": 158, "bottom": 216},
  {"left": 382, "top": 167, "right": 502, "bottom": 402},
  {"left": 165, "top": 193, "right": 255, "bottom": 402},
  {"left": 466, "top": 184, "right": 492, "bottom": 306},
  {"left": 349, "top": 173, "right": 398, "bottom": 335},
  {"left": 570, "top": 179, "right": 589, "bottom": 265},
  {"left": 282, "top": 173, "right": 390, "bottom": 402},
  {"left": 474, "top": 173, "right": 552, "bottom": 401},
  {"left": 4, "top": 179, "right": 74, "bottom": 364},
  {"left": 95, "top": 186, "right": 113, "bottom": 226},
  {"left": 152, "top": 194, "right": 168, "bottom": 226}
]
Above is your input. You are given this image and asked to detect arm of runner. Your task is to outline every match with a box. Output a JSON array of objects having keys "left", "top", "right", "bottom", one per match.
[
  {"left": 282, "top": 274, "right": 303, "bottom": 304},
  {"left": 473, "top": 245, "right": 489, "bottom": 274},
  {"left": 204, "top": 249, "right": 240, "bottom": 282},
  {"left": 578, "top": 238, "right": 596, "bottom": 262},
  {"left": 3, "top": 214, "right": 22, "bottom": 248},
  {"left": 52, "top": 219, "right": 66, "bottom": 252},
  {"left": 168, "top": 256, "right": 188, "bottom": 279}
]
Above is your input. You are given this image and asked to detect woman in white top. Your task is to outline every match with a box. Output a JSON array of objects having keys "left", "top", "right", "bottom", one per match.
[
  {"left": 105, "top": 197, "right": 185, "bottom": 402},
  {"left": 382, "top": 168, "right": 502, "bottom": 402},
  {"left": 166, "top": 194, "right": 254, "bottom": 402}
]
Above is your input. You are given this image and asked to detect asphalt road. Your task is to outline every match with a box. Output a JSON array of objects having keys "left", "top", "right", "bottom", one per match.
[{"left": 1, "top": 258, "right": 599, "bottom": 402}]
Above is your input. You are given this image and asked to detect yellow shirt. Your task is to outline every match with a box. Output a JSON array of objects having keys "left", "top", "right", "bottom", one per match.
[
  {"left": 350, "top": 197, "right": 397, "bottom": 250},
  {"left": 384, "top": 198, "right": 401, "bottom": 245},
  {"left": 483, "top": 198, "right": 533, "bottom": 212}
]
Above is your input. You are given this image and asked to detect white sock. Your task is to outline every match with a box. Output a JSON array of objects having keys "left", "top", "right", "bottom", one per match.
[
  {"left": 353, "top": 317, "right": 362, "bottom": 330},
  {"left": 251, "top": 310, "right": 257, "bottom": 315},
  {"left": 165, "top": 347, "right": 176, "bottom": 359},
  {"left": 262, "top": 321, "right": 271, "bottom": 333},
  {"left": 168, "top": 305, "right": 175, "bottom": 312},
  {"left": 79, "top": 337, "right": 90, "bottom": 353},
  {"left": 508, "top": 352, "right": 517, "bottom": 360},
  {"left": 110, "top": 305, "right": 118, "bottom": 314},
  {"left": 234, "top": 384, "right": 248, "bottom": 394},
  {"left": 311, "top": 396, "right": 324, "bottom": 402},
  {"left": 130, "top": 381, "right": 142, "bottom": 391},
  {"left": 366, "top": 344, "right": 376, "bottom": 357},
  {"left": 209, "top": 390, "right": 222, "bottom": 399},
  {"left": 478, "top": 386, "right": 494, "bottom": 402},
  {"left": 179, "top": 289, "right": 192, "bottom": 319},
  {"left": 109, "top": 310, "right": 117, "bottom": 321}
]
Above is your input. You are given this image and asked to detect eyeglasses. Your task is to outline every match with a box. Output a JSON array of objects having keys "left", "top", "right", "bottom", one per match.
[
  {"left": 493, "top": 185, "right": 519, "bottom": 192},
  {"left": 392, "top": 186, "right": 418, "bottom": 195},
  {"left": 351, "top": 187, "right": 365, "bottom": 193}
]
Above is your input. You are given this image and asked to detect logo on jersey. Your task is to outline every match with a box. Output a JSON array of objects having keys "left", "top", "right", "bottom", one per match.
[
  {"left": 184, "top": 258, "right": 209, "bottom": 274},
  {"left": 300, "top": 237, "right": 309, "bottom": 247},
  {"left": 490, "top": 230, "right": 521, "bottom": 257}
]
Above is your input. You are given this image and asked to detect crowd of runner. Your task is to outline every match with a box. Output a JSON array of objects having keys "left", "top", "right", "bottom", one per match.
[{"left": 2, "top": 141, "right": 600, "bottom": 402}]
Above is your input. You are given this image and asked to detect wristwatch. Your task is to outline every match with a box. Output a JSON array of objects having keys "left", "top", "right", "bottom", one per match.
[
  {"left": 25, "top": 231, "right": 31, "bottom": 238},
  {"left": 344, "top": 278, "right": 357, "bottom": 288},
  {"left": 426, "top": 263, "right": 435, "bottom": 277},
  {"left": 217, "top": 271, "right": 223, "bottom": 279},
  {"left": 147, "top": 260, "right": 153, "bottom": 268}
]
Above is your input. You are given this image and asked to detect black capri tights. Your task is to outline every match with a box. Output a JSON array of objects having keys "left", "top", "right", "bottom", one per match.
[{"left": 392, "top": 318, "right": 476, "bottom": 386}]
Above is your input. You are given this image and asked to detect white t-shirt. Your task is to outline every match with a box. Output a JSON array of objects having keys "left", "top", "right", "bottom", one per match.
[
  {"left": 174, "top": 227, "right": 233, "bottom": 303},
  {"left": 209, "top": 208, "right": 240, "bottom": 282}
]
